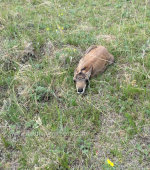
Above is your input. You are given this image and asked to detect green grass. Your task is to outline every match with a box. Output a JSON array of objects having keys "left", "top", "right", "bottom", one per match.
[{"left": 0, "top": 0, "right": 150, "bottom": 169}]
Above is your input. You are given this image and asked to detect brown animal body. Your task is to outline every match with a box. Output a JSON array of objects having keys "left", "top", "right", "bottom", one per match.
[{"left": 73, "top": 45, "right": 114, "bottom": 94}]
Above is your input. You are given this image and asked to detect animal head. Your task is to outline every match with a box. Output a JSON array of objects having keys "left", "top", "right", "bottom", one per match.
[{"left": 73, "top": 66, "right": 92, "bottom": 94}]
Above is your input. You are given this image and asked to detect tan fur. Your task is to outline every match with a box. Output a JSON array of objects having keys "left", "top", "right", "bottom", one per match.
[
  {"left": 74, "top": 45, "right": 114, "bottom": 77},
  {"left": 74, "top": 45, "right": 114, "bottom": 93}
]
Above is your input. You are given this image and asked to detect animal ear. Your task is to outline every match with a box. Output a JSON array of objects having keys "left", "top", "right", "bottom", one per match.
[
  {"left": 73, "top": 69, "right": 77, "bottom": 81},
  {"left": 73, "top": 76, "right": 76, "bottom": 81},
  {"left": 85, "top": 66, "right": 93, "bottom": 78},
  {"left": 73, "top": 74, "right": 76, "bottom": 81}
]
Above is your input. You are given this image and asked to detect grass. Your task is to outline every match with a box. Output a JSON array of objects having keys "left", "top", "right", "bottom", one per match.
[{"left": 0, "top": 0, "right": 150, "bottom": 169}]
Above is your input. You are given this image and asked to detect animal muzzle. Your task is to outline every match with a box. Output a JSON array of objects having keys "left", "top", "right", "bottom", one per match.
[{"left": 77, "top": 87, "right": 85, "bottom": 94}]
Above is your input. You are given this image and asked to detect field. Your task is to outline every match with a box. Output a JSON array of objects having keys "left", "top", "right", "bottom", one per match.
[{"left": 0, "top": 0, "right": 150, "bottom": 169}]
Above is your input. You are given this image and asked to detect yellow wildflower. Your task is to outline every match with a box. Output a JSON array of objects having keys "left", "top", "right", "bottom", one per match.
[
  {"left": 46, "top": 27, "right": 50, "bottom": 31},
  {"left": 61, "top": 27, "right": 64, "bottom": 30},
  {"left": 58, "top": 13, "right": 63, "bottom": 16},
  {"left": 107, "top": 159, "right": 114, "bottom": 167}
]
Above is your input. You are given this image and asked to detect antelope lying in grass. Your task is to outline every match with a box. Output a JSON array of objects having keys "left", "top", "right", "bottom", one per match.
[{"left": 73, "top": 45, "right": 114, "bottom": 94}]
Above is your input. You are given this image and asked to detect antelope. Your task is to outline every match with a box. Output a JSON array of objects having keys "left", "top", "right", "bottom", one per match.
[{"left": 73, "top": 45, "right": 114, "bottom": 94}]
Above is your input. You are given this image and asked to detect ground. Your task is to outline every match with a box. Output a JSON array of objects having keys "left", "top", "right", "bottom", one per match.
[{"left": 0, "top": 0, "right": 150, "bottom": 169}]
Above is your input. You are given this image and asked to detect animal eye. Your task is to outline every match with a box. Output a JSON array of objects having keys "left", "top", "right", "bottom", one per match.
[
  {"left": 73, "top": 80, "right": 76, "bottom": 83},
  {"left": 81, "top": 67, "right": 86, "bottom": 71},
  {"left": 86, "top": 79, "right": 89, "bottom": 83}
]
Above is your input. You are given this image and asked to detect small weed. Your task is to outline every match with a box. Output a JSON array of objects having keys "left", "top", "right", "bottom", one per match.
[
  {"left": 29, "top": 85, "right": 52, "bottom": 102},
  {"left": 123, "top": 113, "right": 138, "bottom": 137}
]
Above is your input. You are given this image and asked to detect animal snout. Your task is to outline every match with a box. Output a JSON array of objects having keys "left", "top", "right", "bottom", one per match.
[{"left": 77, "top": 88, "right": 83, "bottom": 93}]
